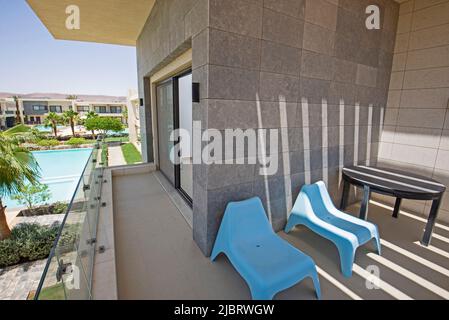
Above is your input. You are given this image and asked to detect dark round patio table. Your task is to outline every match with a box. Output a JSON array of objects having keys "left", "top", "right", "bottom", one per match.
[{"left": 340, "top": 165, "right": 446, "bottom": 246}]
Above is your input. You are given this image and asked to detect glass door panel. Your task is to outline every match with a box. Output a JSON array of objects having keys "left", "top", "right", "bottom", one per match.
[
  {"left": 156, "top": 80, "right": 175, "bottom": 184},
  {"left": 178, "top": 73, "right": 193, "bottom": 199}
]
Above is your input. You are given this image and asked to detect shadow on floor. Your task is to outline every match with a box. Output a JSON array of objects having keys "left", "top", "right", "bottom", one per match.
[{"left": 112, "top": 172, "right": 449, "bottom": 300}]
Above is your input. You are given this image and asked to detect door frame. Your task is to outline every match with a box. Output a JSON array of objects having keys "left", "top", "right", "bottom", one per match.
[
  {"left": 154, "top": 68, "right": 193, "bottom": 206},
  {"left": 172, "top": 70, "right": 193, "bottom": 205},
  {"left": 148, "top": 49, "right": 192, "bottom": 176}
]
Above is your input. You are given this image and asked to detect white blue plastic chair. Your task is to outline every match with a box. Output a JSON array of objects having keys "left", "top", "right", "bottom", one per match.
[
  {"left": 211, "top": 197, "right": 321, "bottom": 300},
  {"left": 285, "top": 181, "right": 381, "bottom": 278}
]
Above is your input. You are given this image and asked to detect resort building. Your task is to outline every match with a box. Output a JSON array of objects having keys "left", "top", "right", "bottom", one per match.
[
  {"left": 127, "top": 89, "right": 141, "bottom": 148},
  {"left": 0, "top": 94, "right": 129, "bottom": 125},
  {"left": 0, "top": 97, "right": 22, "bottom": 129},
  {"left": 21, "top": 98, "right": 74, "bottom": 125},
  {"left": 26, "top": 0, "right": 449, "bottom": 300}
]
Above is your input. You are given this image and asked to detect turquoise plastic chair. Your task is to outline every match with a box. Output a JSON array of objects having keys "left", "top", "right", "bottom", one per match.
[
  {"left": 285, "top": 181, "right": 381, "bottom": 278},
  {"left": 211, "top": 197, "right": 321, "bottom": 300}
]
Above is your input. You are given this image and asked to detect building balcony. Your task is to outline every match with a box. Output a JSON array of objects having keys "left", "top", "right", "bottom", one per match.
[
  {"left": 26, "top": 0, "right": 449, "bottom": 302},
  {"left": 34, "top": 162, "right": 449, "bottom": 300}
]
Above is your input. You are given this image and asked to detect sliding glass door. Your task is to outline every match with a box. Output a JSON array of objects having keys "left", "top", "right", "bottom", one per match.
[{"left": 156, "top": 70, "right": 193, "bottom": 203}]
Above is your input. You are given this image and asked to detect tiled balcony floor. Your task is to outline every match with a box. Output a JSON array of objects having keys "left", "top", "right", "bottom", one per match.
[{"left": 111, "top": 171, "right": 449, "bottom": 300}]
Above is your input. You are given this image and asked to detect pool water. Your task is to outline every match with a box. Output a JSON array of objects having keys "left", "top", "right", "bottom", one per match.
[
  {"left": 4, "top": 148, "right": 93, "bottom": 209},
  {"left": 34, "top": 125, "right": 65, "bottom": 132}
]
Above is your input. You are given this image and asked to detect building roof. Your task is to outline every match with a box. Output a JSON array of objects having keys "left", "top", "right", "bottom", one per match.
[{"left": 0, "top": 92, "right": 126, "bottom": 103}]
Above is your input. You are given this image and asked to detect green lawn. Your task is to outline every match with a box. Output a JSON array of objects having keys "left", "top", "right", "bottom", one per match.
[
  {"left": 101, "top": 142, "right": 109, "bottom": 166},
  {"left": 81, "top": 139, "right": 97, "bottom": 144},
  {"left": 28, "top": 283, "right": 65, "bottom": 300},
  {"left": 121, "top": 143, "right": 142, "bottom": 164},
  {"left": 105, "top": 136, "right": 129, "bottom": 143}
]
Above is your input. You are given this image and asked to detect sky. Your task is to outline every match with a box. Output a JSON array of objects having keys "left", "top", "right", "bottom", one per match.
[{"left": 0, "top": 0, "right": 138, "bottom": 97}]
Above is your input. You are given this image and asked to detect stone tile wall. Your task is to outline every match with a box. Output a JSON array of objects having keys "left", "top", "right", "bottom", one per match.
[
  {"left": 137, "top": 0, "right": 400, "bottom": 256},
  {"left": 379, "top": 0, "right": 449, "bottom": 223},
  {"left": 193, "top": 0, "right": 399, "bottom": 255}
]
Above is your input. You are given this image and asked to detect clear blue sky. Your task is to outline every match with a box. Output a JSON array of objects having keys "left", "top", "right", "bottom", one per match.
[{"left": 0, "top": 0, "right": 137, "bottom": 97}]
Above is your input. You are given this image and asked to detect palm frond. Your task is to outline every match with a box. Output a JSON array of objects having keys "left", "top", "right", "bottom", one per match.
[{"left": 0, "top": 132, "right": 41, "bottom": 198}]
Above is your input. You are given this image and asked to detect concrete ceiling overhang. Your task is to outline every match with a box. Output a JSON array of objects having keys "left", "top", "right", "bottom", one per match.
[
  {"left": 27, "top": 0, "right": 404, "bottom": 46},
  {"left": 26, "top": 0, "right": 155, "bottom": 46}
]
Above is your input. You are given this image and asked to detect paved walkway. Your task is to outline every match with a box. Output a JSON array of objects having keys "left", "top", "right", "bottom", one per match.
[
  {"left": 12, "top": 214, "right": 63, "bottom": 228},
  {"left": 108, "top": 146, "right": 126, "bottom": 167},
  {"left": 0, "top": 259, "right": 47, "bottom": 300},
  {"left": 0, "top": 215, "right": 64, "bottom": 300}
]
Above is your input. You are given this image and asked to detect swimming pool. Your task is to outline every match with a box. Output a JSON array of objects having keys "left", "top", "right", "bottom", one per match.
[
  {"left": 4, "top": 148, "right": 93, "bottom": 209},
  {"left": 34, "top": 125, "right": 65, "bottom": 132}
]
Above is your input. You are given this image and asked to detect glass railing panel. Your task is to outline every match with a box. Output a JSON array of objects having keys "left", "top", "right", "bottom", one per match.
[
  {"left": 35, "top": 143, "right": 103, "bottom": 300},
  {"left": 55, "top": 231, "right": 90, "bottom": 300},
  {"left": 33, "top": 255, "right": 66, "bottom": 300},
  {"left": 63, "top": 176, "right": 93, "bottom": 295}
]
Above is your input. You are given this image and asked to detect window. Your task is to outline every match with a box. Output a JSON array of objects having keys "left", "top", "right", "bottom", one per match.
[
  {"left": 77, "top": 106, "right": 89, "bottom": 112},
  {"left": 32, "top": 105, "right": 47, "bottom": 111},
  {"left": 49, "top": 105, "right": 62, "bottom": 113},
  {"left": 30, "top": 116, "right": 35, "bottom": 122},
  {"left": 94, "top": 106, "right": 107, "bottom": 113},
  {"left": 110, "top": 106, "right": 122, "bottom": 114}
]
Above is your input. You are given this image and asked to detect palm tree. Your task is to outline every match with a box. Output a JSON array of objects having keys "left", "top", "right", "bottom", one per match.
[
  {"left": 66, "top": 95, "right": 78, "bottom": 100},
  {"left": 86, "top": 111, "right": 98, "bottom": 139},
  {"left": 63, "top": 110, "right": 79, "bottom": 137},
  {"left": 12, "top": 96, "right": 22, "bottom": 125},
  {"left": 44, "top": 112, "right": 62, "bottom": 137},
  {"left": 122, "top": 106, "right": 128, "bottom": 126},
  {"left": 0, "top": 125, "right": 40, "bottom": 240}
]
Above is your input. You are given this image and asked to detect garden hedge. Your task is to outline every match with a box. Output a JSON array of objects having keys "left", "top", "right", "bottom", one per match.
[{"left": 0, "top": 223, "right": 60, "bottom": 268}]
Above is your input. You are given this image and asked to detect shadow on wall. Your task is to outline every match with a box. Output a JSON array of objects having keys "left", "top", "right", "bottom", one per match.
[{"left": 200, "top": 94, "right": 385, "bottom": 233}]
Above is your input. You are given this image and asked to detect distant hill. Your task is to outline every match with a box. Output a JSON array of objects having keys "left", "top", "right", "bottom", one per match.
[{"left": 0, "top": 92, "right": 126, "bottom": 103}]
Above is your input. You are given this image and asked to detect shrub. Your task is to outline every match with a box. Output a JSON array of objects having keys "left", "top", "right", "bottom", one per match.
[
  {"left": 0, "top": 239, "right": 21, "bottom": 267},
  {"left": 66, "top": 137, "right": 87, "bottom": 146},
  {"left": 0, "top": 223, "right": 65, "bottom": 268},
  {"left": 18, "top": 201, "right": 68, "bottom": 217},
  {"left": 37, "top": 139, "right": 59, "bottom": 147},
  {"left": 12, "top": 223, "right": 59, "bottom": 261},
  {"left": 58, "top": 225, "right": 79, "bottom": 254},
  {"left": 52, "top": 202, "right": 68, "bottom": 214}
]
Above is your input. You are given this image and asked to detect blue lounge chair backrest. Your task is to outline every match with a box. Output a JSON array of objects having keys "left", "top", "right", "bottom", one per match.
[
  {"left": 222, "top": 197, "right": 274, "bottom": 242},
  {"left": 291, "top": 182, "right": 343, "bottom": 220},
  {"left": 286, "top": 181, "right": 381, "bottom": 277},
  {"left": 302, "top": 183, "right": 332, "bottom": 219},
  {"left": 291, "top": 189, "right": 315, "bottom": 220}
]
